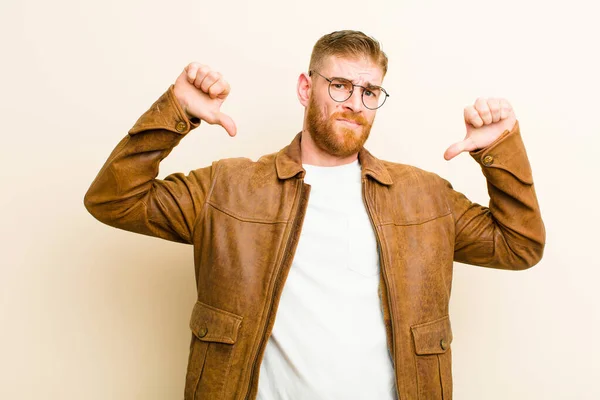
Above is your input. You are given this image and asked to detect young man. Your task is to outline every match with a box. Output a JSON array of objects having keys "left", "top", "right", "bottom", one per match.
[{"left": 84, "top": 30, "right": 545, "bottom": 400}]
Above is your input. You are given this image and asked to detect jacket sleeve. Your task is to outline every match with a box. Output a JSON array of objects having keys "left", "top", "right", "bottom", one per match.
[
  {"left": 83, "top": 85, "right": 213, "bottom": 244},
  {"left": 446, "top": 121, "right": 546, "bottom": 270}
]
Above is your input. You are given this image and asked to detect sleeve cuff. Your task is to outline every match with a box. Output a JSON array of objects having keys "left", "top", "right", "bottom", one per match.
[
  {"left": 469, "top": 121, "right": 534, "bottom": 185},
  {"left": 128, "top": 85, "right": 201, "bottom": 136}
]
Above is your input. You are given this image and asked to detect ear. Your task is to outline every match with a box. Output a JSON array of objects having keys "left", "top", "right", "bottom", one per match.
[{"left": 297, "top": 72, "right": 311, "bottom": 107}]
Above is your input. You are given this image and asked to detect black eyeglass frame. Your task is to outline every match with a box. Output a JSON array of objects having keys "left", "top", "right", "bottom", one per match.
[{"left": 309, "top": 70, "right": 389, "bottom": 110}]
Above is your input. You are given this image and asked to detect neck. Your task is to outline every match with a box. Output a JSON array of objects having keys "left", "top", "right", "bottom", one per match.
[{"left": 300, "top": 130, "right": 359, "bottom": 166}]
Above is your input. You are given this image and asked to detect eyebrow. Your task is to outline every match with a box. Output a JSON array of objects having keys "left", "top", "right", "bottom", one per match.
[{"left": 331, "top": 76, "right": 382, "bottom": 88}]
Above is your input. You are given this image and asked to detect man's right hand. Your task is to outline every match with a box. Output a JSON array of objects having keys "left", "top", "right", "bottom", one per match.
[{"left": 173, "top": 62, "right": 237, "bottom": 137}]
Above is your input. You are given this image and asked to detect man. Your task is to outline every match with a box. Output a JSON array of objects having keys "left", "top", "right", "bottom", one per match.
[{"left": 84, "top": 30, "right": 545, "bottom": 400}]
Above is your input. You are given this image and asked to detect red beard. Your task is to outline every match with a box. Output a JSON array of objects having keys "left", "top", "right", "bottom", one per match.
[{"left": 306, "top": 95, "right": 373, "bottom": 158}]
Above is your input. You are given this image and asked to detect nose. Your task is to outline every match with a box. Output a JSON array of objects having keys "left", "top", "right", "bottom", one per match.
[{"left": 342, "top": 88, "right": 363, "bottom": 112}]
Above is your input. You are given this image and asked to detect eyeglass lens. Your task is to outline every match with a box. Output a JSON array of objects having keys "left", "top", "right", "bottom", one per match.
[{"left": 328, "top": 78, "right": 386, "bottom": 109}]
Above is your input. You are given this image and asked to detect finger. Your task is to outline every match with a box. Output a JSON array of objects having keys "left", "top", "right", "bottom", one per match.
[
  {"left": 488, "top": 98, "right": 501, "bottom": 123},
  {"left": 474, "top": 98, "right": 493, "bottom": 125},
  {"left": 193, "top": 66, "right": 212, "bottom": 89},
  {"left": 184, "top": 64, "right": 195, "bottom": 82},
  {"left": 215, "top": 112, "right": 237, "bottom": 137},
  {"left": 200, "top": 71, "right": 221, "bottom": 93},
  {"left": 207, "top": 78, "right": 231, "bottom": 99},
  {"left": 185, "top": 63, "right": 206, "bottom": 83},
  {"left": 444, "top": 137, "right": 476, "bottom": 160},
  {"left": 444, "top": 140, "right": 466, "bottom": 160},
  {"left": 499, "top": 98, "right": 512, "bottom": 120},
  {"left": 464, "top": 105, "right": 484, "bottom": 128}
]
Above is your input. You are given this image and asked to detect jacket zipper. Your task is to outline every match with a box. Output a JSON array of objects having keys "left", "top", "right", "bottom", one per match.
[
  {"left": 362, "top": 179, "right": 401, "bottom": 400},
  {"left": 243, "top": 179, "right": 306, "bottom": 400}
]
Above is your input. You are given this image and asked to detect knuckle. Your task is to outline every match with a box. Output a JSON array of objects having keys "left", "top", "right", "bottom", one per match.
[
  {"left": 189, "top": 62, "right": 204, "bottom": 72},
  {"left": 208, "top": 83, "right": 220, "bottom": 94}
]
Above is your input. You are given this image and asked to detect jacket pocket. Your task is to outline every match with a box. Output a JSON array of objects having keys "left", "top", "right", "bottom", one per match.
[
  {"left": 411, "top": 315, "right": 453, "bottom": 400},
  {"left": 185, "top": 301, "right": 243, "bottom": 400}
]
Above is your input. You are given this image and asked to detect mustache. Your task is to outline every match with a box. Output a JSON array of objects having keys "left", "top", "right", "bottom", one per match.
[{"left": 331, "top": 112, "right": 368, "bottom": 126}]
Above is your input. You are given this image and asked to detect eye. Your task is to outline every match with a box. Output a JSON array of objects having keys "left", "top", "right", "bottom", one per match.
[
  {"left": 364, "top": 88, "right": 381, "bottom": 98},
  {"left": 330, "top": 79, "right": 352, "bottom": 91}
]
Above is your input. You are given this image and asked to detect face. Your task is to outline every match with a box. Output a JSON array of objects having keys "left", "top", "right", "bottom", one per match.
[{"left": 305, "top": 56, "right": 384, "bottom": 158}]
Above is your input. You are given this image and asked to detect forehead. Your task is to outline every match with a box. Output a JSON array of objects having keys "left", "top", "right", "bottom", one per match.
[{"left": 320, "top": 55, "right": 384, "bottom": 86}]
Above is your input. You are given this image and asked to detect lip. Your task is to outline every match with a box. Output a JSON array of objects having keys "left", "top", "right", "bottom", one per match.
[{"left": 336, "top": 118, "right": 361, "bottom": 126}]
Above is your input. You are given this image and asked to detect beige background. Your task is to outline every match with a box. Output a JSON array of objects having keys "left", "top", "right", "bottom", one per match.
[{"left": 2, "top": 0, "right": 599, "bottom": 398}]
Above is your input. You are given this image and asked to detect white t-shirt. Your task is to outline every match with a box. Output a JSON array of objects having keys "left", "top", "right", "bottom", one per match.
[{"left": 257, "top": 160, "right": 397, "bottom": 400}]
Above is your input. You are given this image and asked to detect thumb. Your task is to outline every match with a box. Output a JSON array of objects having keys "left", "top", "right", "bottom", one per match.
[
  {"left": 444, "top": 139, "right": 468, "bottom": 161},
  {"left": 215, "top": 112, "right": 237, "bottom": 137},
  {"left": 444, "top": 136, "right": 478, "bottom": 160}
]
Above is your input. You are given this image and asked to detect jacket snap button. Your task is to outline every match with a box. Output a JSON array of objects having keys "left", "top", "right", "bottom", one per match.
[
  {"left": 440, "top": 339, "right": 448, "bottom": 350},
  {"left": 175, "top": 121, "right": 187, "bottom": 133},
  {"left": 198, "top": 326, "right": 208, "bottom": 338},
  {"left": 482, "top": 155, "right": 494, "bottom": 166}
]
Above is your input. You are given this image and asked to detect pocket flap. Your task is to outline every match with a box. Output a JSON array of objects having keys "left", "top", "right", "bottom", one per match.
[
  {"left": 189, "top": 301, "right": 243, "bottom": 344},
  {"left": 411, "top": 315, "right": 453, "bottom": 355}
]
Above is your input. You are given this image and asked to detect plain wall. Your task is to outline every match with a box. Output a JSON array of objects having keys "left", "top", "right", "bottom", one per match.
[{"left": 1, "top": 0, "right": 599, "bottom": 398}]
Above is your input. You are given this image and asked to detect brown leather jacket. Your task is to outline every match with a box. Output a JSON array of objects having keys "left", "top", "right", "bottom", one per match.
[{"left": 84, "top": 86, "right": 545, "bottom": 400}]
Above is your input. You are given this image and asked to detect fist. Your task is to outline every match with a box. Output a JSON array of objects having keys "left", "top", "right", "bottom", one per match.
[
  {"left": 444, "top": 97, "right": 517, "bottom": 160},
  {"left": 173, "top": 62, "right": 237, "bottom": 137}
]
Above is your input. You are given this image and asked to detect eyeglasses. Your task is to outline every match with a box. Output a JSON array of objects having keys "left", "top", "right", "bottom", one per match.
[{"left": 309, "top": 70, "right": 389, "bottom": 110}]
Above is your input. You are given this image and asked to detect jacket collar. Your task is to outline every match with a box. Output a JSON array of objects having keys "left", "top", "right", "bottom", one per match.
[{"left": 275, "top": 132, "right": 393, "bottom": 186}]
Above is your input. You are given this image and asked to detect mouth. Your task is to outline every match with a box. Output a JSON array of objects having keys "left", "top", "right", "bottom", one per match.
[{"left": 336, "top": 118, "right": 361, "bottom": 127}]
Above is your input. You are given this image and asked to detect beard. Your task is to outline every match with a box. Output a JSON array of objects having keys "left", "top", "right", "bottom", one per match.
[{"left": 305, "top": 95, "right": 373, "bottom": 158}]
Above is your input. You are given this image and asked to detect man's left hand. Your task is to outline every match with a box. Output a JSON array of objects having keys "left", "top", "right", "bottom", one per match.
[{"left": 444, "top": 97, "right": 517, "bottom": 160}]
